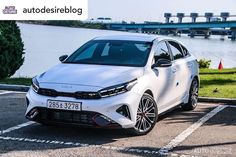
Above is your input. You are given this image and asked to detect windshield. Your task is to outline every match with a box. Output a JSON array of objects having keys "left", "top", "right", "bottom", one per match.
[{"left": 65, "top": 40, "right": 152, "bottom": 67}]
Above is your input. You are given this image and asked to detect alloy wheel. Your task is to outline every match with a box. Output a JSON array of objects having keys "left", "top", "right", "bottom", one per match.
[
  {"left": 134, "top": 95, "right": 157, "bottom": 133},
  {"left": 191, "top": 80, "right": 199, "bottom": 107}
]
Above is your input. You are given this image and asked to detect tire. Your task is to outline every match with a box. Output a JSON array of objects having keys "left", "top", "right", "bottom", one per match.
[
  {"left": 128, "top": 93, "right": 158, "bottom": 136},
  {"left": 182, "top": 78, "right": 199, "bottom": 111}
]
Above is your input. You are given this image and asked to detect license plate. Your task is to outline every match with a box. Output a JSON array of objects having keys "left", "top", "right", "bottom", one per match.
[{"left": 47, "top": 100, "right": 81, "bottom": 111}]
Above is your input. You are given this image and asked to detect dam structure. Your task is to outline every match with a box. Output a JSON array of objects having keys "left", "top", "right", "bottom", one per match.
[{"left": 106, "top": 12, "right": 236, "bottom": 40}]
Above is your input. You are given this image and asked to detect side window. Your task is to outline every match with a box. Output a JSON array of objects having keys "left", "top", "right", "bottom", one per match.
[
  {"left": 168, "top": 41, "right": 184, "bottom": 60},
  {"left": 180, "top": 44, "right": 189, "bottom": 56},
  {"left": 101, "top": 43, "right": 110, "bottom": 56},
  {"left": 154, "top": 41, "right": 171, "bottom": 63}
]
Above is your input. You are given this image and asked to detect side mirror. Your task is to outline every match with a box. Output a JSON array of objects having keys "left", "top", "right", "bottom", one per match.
[
  {"left": 151, "top": 59, "right": 172, "bottom": 68},
  {"left": 59, "top": 55, "right": 68, "bottom": 62}
]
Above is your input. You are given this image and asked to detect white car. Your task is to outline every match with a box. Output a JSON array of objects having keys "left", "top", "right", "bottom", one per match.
[{"left": 25, "top": 34, "right": 199, "bottom": 135}]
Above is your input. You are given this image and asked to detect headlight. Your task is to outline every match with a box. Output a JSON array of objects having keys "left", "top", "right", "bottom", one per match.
[
  {"left": 99, "top": 79, "right": 137, "bottom": 98},
  {"left": 32, "top": 77, "right": 40, "bottom": 93}
]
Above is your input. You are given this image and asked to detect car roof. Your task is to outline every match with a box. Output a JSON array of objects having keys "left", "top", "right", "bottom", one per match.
[
  {"left": 93, "top": 34, "right": 167, "bottom": 42},
  {"left": 92, "top": 34, "right": 187, "bottom": 47}
]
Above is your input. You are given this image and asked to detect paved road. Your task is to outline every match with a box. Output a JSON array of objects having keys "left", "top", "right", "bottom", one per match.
[{"left": 0, "top": 91, "right": 235, "bottom": 157}]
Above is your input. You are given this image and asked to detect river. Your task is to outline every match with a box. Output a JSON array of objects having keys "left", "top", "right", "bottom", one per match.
[{"left": 14, "top": 23, "right": 236, "bottom": 77}]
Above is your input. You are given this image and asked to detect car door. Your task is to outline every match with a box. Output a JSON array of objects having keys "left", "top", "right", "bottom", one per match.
[
  {"left": 153, "top": 41, "right": 176, "bottom": 112},
  {"left": 179, "top": 44, "right": 194, "bottom": 92},
  {"left": 167, "top": 40, "right": 190, "bottom": 103}
]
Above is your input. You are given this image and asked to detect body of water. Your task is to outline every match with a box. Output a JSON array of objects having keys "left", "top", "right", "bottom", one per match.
[{"left": 15, "top": 23, "right": 236, "bottom": 77}]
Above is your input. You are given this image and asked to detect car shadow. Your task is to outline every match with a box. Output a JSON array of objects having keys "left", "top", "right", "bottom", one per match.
[
  {"left": 0, "top": 107, "right": 185, "bottom": 156},
  {"left": 0, "top": 104, "right": 235, "bottom": 156},
  {"left": 10, "top": 105, "right": 208, "bottom": 143}
]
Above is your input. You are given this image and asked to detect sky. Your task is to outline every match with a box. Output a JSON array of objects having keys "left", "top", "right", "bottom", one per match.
[{"left": 88, "top": 0, "right": 236, "bottom": 23}]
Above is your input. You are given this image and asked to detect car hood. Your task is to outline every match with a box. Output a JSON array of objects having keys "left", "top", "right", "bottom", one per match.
[{"left": 37, "top": 63, "right": 144, "bottom": 88}]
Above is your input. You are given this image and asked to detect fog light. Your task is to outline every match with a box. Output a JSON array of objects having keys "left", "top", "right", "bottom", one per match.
[
  {"left": 116, "top": 105, "right": 131, "bottom": 119},
  {"left": 93, "top": 115, "right": 112, "bottom": 127},
  {"left": 28, "top": 108, "right": 39, "bottom": 119}
]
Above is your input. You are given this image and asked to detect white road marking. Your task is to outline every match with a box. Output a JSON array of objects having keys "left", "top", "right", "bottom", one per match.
[
  {"left": 158, "top": 105, "right": 227, "bottom": 155},
  {"left": 0, "top": 91, "right": 27, "bottom": 96},
  {"left": 11, "top": 91, "right": 27, "bottom": 94},
  {"left": 0, "top": 102, "right": 231, "bottom": 156},
  {"left": 0, "top": 91, "right": 14, "bottom": 95},
  {"left": 0, "top": 135, "right": 204, "bottom": 156},
  {"left": 228, "top": 105, "right": 236, "bottom": 108},
  {"left": 0, "top": 135, "right": 162, "bottom": 155},
  {"left": 0, "top": 121, "right": 35, "bottom": 135},
  {"left": 198, "top": 103, "right": 219, "bottom": 106}
]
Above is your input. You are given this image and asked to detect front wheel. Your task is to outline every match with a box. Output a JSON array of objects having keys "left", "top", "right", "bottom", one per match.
[
  {"left": 129, "top": 93, "right": 158, "bottom": 136},
  {"left": 182, "top": 78, "right": 199, "bottom": 111}
]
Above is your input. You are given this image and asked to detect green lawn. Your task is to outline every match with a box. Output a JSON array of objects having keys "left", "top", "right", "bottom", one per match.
[
  {"left": 199, "top": 71, "right": 236, "bottom": 98},
  {"left": 200, "top": 68, "right": 236, "bottom": 74},
  {"left": 0, "top": 68, "right": 236, "bottom": 98},
  {"left": 0, "top": 77, "right": 31, "bottom": 86}
]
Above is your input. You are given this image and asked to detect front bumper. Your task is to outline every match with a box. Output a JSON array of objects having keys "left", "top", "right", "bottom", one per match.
[
  {"left": 26, "top": 87, "right": 142, "bottom": 128},
  {"left": 26, "top": 107, "right": 122, "bottom": 128}
]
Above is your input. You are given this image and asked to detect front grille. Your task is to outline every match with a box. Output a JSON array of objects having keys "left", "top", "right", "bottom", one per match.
[
  {"left": 38, "top": 88, "right": 101, "bottom": 99},
  {"left": 28, "top": 108, "right": 120, "bottom": 128},
  {"left": 37, "top": 108, "right": 97, "bottom": 125}
]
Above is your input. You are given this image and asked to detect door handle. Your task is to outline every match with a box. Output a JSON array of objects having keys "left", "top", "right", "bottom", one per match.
[
  {"left": 187, "top": 63, "right": 192, "bottom": 68},
  {"left": 172, "top": 68, "right": 177, "bottom": 73}
]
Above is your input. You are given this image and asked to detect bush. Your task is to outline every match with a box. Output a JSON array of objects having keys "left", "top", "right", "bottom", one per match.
[
  {"left": 0, "top": 21, "right": 24, "bottom": 79},
  {"left": 21, "top": 20, "right": 106, "bottom": 29},
  {"left": 198, "top": 59, "right": 211, "bottom": 69}
]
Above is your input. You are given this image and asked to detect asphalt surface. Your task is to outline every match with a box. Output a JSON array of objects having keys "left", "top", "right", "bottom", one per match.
[{"left": 0, "top": 91, "right": 235, "bottom": 157}]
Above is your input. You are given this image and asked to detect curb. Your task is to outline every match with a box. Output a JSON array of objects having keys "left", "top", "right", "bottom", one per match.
[
  {"left": 0, "top": 84, "right": 235, "bottom": 104},
  {"left": 0, "top": 84, "right": 29, "bottom": 92},
  {"left": 198, "top": 97, "right": 236, "bottom": 104}
]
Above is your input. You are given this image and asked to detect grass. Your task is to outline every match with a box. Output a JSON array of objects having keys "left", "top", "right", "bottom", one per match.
[
  {"left": 0, "top": 77, "right": 31, "bottom": 86},
  {"left": 199, "top": 71, "right": 236, "bottom": 98},
  {"left": 0, "top": 68, "right": 236, "bottom": 98},
  {"left": 200, "top": 68, "right": 236, "bottom": 74}
]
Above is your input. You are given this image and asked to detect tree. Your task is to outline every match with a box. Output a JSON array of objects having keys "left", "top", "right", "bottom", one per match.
[{"left": 0, "top": 21, "right": 24, "bottom": 79}]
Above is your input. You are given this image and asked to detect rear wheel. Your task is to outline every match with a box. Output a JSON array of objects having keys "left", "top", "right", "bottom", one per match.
[
  {"left": 129, "top": 93, "right": 158, "bottom": 135},
  {"left": 182, "top": 78, "right": 199, "bottom": 111}
]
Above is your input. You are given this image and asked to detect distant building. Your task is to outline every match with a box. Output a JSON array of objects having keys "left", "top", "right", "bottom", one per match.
[
  {"left": 91, "top": 17, "right": 112, "bottom": 23},
  {"left": 144, "top": 21, "right": 162, "bottom": 24}
]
